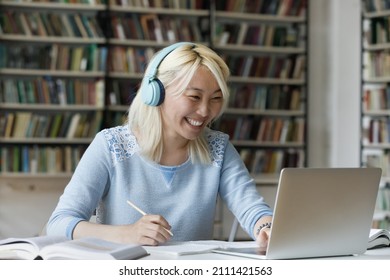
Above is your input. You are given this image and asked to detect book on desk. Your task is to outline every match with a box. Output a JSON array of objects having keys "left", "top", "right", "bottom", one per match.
[
  {"left": 0, "top": 235, "right": 148, "bottom": 260},
  {"left": 368, "top": 228, "right": 390, "bottom": 250}
]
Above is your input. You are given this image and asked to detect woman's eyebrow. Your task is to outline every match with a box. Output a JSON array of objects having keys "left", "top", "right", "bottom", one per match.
[{"left": 186, "top": 87, "right": 222, "bottom": 93}]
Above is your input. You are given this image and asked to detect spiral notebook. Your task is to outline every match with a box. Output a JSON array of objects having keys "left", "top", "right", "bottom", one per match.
[{"left": 214, "top": 168, "right": 382, "bottom": 259}]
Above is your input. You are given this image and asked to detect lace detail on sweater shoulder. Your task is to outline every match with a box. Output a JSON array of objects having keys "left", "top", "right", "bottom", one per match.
[
  {"left": 102, "top": 126, "right": 227, "bottom": 166},
  {"left": 102, "top": 126, "right": 138, "bottom": 163},
  {"left": 206, "top": 130, "right": 228, "bottom": 168}
]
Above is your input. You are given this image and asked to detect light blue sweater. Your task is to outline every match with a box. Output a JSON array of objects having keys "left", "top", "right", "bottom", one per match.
[{"left": 47, "top": 125, "right": 273, "bottom": 241}]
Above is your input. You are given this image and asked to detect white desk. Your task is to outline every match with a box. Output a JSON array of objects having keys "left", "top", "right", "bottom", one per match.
[
  {"left": 137, "top": 247, "right": 390, "bottom": 280},
  {"left": 141, "top": 246, "right": 390, "bottom": 260}
]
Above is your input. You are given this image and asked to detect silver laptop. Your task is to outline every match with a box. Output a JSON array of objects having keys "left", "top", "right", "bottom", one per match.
[{"left": 215, "top": 167, "right": 382, "bottom": 259}]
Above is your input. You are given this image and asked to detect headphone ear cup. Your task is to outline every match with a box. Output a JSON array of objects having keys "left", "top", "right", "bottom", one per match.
[
  {"left": 141, "top": 42, "right": 193, "bottom": 106},
  {"left": 142, "top": 78, "right": 165, "bottom": 106}
]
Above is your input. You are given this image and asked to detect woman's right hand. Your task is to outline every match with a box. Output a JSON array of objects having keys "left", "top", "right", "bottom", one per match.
[{"left": 117, "top": 215, "right": 173, "bottom": 245}]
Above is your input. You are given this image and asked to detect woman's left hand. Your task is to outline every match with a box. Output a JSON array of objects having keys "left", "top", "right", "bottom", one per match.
[
  {"left": 256, "top": 227, "right": 271, "bottom": 250},
  {"left": 253, "top": 216, "right": 272, "bottom": 250}
]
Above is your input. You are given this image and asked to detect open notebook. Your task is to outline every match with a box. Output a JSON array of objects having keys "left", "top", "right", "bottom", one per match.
[{"left": 214, "top": 167, "right": 382, "bottom": 259}]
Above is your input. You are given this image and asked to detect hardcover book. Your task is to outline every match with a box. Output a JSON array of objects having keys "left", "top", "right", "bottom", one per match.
[{"left": 0, "top": 236, "right": 148, "bottom": 260}]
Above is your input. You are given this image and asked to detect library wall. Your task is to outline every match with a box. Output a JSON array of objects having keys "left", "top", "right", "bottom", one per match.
[{"left": 0, "top": 178, "right": 67, "bottom": 238}]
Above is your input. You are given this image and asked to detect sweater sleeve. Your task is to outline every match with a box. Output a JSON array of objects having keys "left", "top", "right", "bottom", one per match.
[
  {"left": 46, "top": 131, "right": 112, "bottom": 239},
  {"left": 218, "top": 141, "right": 273, "bottom": 240}
]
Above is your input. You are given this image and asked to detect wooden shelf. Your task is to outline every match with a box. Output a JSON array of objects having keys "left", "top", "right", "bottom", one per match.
[
  {"left": 214, "top": 44, "right": 306, "bottom": 54},
  {"left": 109, "top": 6, "right": 209, "bottom": 16},
  {"left": 0, "top": 1, "right": 106, "bottom": 11},
  {"left": 0, "top": 104, "right": 104, "bottom": 111},
  {"left": 0, "top": 34, "right": 106, "bottom": 44},
  {"left": 215, "top": 10, "right": 306, "bottom": 23},
  {"left": 0, "top": 137, "right": 93, "bottom": 144},
  {"left": 0, "top": 69, "right": 105, "bottom": 78}
]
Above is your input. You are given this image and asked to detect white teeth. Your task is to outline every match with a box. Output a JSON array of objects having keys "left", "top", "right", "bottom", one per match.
[{"left": 187, "top": 118, "right": 203, "bottom": 127}]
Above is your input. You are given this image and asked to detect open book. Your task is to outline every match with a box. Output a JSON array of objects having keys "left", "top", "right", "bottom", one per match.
[
  {"left": 0, "top": 236, "right": 148, "bottom": 260},
  {"left": 368, "top": 228, "right": 390, "bottom": 250}
]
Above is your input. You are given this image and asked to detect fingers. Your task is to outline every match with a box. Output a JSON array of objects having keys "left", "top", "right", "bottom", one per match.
[
  {"left": 133, "top": 215, "right": 172, "bottom": 245},
  {"left": 145, "top": 214, "right": 172, "bottom": 233},
  {"left": 144, "top": 216, "right": 172, "bottom": 239},
  {"left": 256, "top": 228, "right": 270, "bottom": 250}
]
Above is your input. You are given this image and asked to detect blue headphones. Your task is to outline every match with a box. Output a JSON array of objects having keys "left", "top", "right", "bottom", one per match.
[{"left": 141, "top": 42, "right": 194, "bottom": 106}]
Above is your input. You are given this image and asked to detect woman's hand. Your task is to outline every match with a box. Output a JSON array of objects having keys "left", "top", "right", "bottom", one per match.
[
  {"left": 253, "top": 216, "right": 272, "bottom": 250},
  {"left": 118, "top": 215, "right": 172, "bottom": 245},
  {"left": 256, "top": 227, "right": 271, "bottom": 250}
]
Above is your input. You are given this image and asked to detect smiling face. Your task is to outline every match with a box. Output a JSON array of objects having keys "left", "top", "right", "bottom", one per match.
[{"left": 160, "top": 66, "right": 223, "bottom": 144}]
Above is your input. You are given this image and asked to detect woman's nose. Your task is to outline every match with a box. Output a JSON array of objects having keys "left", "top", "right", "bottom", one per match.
[{"left": 197, "top": 101, "right": 209, "bottom": 117}]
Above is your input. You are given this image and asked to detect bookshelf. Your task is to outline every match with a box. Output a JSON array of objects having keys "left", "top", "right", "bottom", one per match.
[
  {"left": 0, "top": 0, "right": 309, "bottom": 239},
  {"left": 209, "top": 0, "right": 308, "bottom": 239},
  {"left": 212, "top": 0, "right": 307, "bottom": 187},
  {"left": 0, "top": 0, "right": 107, "bottom": 186},
  {"left": 361, "top": 0, "right": 390, "bottom": 229}
]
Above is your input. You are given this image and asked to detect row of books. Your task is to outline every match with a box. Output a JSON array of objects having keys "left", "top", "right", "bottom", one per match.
[
  {"left": 105, "top": 111, "right": 127, "bottom": 126},
  {"left": 107, "top": 80, "right": 138, "bottom": 105},
  {"left": 0, "top": 145, "right": 86, "bottom": 173},
  {"left": 377, "top": 186, "right": 390, "bottom": 212},
  {"left": 375, "top": 185, "right": 390, "bottom": 228},
  {"left": 364, "top": 0, "right": 390, "bottom": 12},
  {"left": 109, "top": 0, "right": 206, "bottom": 9},
  {"left": 364, "top": 17, "right": 390, "bottom": 45},
  {"left": 364, "top": 151, "right": 390, "bottom": 177},
  {"left": 215, "top": 0, "right": 307, "bottom": 16},
  {"left": 7, "top": 0, "right": 305, "bottom": 16},
  {"left": 1, "top": 44, "right": 107, "bottom": 72},
  {"left": 109, "top": 14, "right": 205, "bottom": 43},
  {"left": 0, "top": 111, "right": 102, "bottom": 139},
  {"left": 7, "top": 0, "right": 306, "bottom": 16},
  {"left": 228, "top": 85, "right": 302, "bottom": 111},
  {"left": 107, "top": 83, "right": 302, "bottom": 111},
  {"left": 108, "top": 46, "right": 152, "bottom": 73},
  {"left": 363, "top": 51, "right": 390, "bottom": 79},
  {"left": 240, "top": 148, "right": 305, "bottom": 175},
  {"left": 363, "top": 117, "right": 390, "bottom": 144},
  {"left": 217, "top": 116, "right": 305, "bottom": 143},
  {"left": 215, "top": 23, "right": 299, "bottom": 47},
  {"left": 363, "top": 85, "right": 390, "bottom": 111},
  {"left": 223, "top": 54, "right": 305, "bottom": 79},
  {"left": 1, "top": 11, "right": 104, "bottom": 38},
  {"left": 372, "top": 219, "right": 390, "bottom": 229},
  {"left": 34, "top": 81, "right": 301, "bottom": 111},
  {"left": 1, "top": 78, "right": 104, "bottom": 107}
]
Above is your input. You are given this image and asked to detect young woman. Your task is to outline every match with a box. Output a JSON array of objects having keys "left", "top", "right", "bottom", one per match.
[{"left": 47, "top": 42, "right": 273, "bottom": 249}]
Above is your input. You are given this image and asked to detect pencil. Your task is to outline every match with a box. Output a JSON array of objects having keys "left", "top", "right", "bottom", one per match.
[
  {"left": 126, "top": 200, "right": 173, "bottom": 237},
  {"left": 127, "top": 200, "right": 147, "bottom": 216}
]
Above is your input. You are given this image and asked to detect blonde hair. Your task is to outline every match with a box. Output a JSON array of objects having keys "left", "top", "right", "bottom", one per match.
[{"left": 127, "top": 43, "right": 230, "bottom": 164}]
